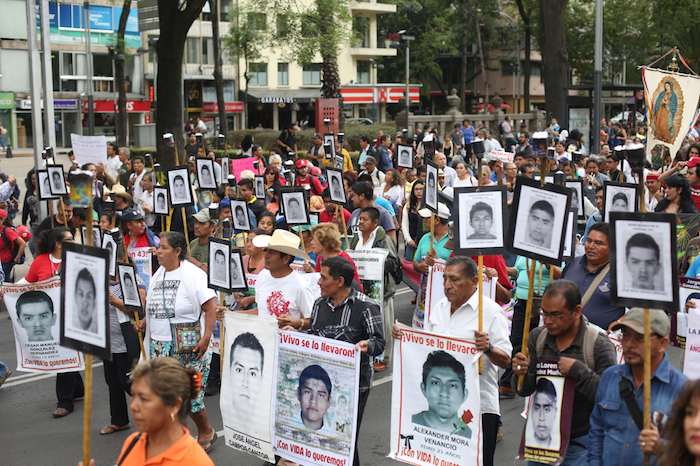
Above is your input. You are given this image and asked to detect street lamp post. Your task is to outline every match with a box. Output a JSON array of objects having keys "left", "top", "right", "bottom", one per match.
[
  {"left": 369, "top": 59, "right": 385, "bottom": 122},
  {"left": 398, "top": 31, "right": 414, "bottom": 135}
]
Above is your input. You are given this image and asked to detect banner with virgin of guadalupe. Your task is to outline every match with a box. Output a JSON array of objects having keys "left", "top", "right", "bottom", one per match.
[{"left": 643, "top": 65, "right": 700, "bottom": 163}]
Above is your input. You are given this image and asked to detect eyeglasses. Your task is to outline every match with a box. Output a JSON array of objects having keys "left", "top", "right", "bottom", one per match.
[{"left": 539, "top": 309, "right": 571, "bottom": 320}]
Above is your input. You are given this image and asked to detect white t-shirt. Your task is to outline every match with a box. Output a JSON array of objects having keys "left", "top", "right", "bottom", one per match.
[
  {"left": 426, "top": 292, "right": 512, "bottom": 415},
  {"left": 255, "top": 269, "right": 314, "bottom": 319},
  {"left": 146, "top": 267, "right": 216, "bottom": 341},
  {"left": 380, "top": 184, "right": 403, "bottom": 203},
  {"left": 140, "top": 189, "right": 156, "bottom": 227},
  {"left": 106, "top": 155, "right": 122, "bottom": 181},
  {"left": 453, "top": 176, "right": 478, "bottom": 187}
]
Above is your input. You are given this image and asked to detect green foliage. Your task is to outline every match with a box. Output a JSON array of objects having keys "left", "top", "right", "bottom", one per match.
[{"left": 223, "top": 5, "right": 266, "bottom": 67}]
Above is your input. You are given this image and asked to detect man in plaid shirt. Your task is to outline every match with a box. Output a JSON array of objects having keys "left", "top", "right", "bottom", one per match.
[{"left": 308, "top": 256, "right": 385, "bottom": 466}]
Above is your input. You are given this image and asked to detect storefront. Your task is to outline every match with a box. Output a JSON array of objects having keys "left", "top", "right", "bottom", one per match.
[
  {"left": 242, "top": 90, "right": 320, "bottom": 130},
  {"left": 0, "top": 92, "right": 13, "bottom": 149},
  {"left": 203, "top": 101, "right": 243, "bottom": 134},
  {"left": 340, "top": 85, "right": 421, "bottom": 123},
  {"left": 82, "top": 99, "right": 151, "bottom": 144},
  {"left": 14, "top": 98, "right": 82, "bottom": 149}
]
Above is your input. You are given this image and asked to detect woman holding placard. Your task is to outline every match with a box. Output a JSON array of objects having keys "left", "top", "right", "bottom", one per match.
[
  {"left": 308, "top": 223, "right": 362, "bottom": 291},
  {"left": 140, "top": 232, "right": 218, "bottom": 453}
]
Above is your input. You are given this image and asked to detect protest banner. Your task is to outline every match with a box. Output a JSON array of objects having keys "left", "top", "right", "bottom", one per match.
[
  {"left": 231, "top": 157, "right": 257, "bottom": 180},
  {"left": 516, "top": 361, "right": 575, "bottom": 465},
  {"left": 1, "top": 277, "right": 85, "bottom": 373},
  {"left": 70, "top": 133, "right": 107, "bottom": 166},
  {"left": 389, "top": 324, "right": 482, "bottom": 466},
  {"left": 127, "top": 247, "right": 152, "bottom": 290},
  {"left": 671, "top": 277, "right": 700, "bottom": 348},
  {"left": 490, "top": 150, "right": 515, "bottom": 163},
  {"left": 346, "top": 248, "right": 388, "bottom": 309},
  {"left": 424, "top": 258, "right": 497, "bottom": 326},
  {"left": 272, "top": 331, "right": 360, "bottom": 466},
  {"left": 685, "top": 305, "right": 700, "bottom": 379},
  {"left": 221, "top": 313, "right": 278, "bottom": 463}
]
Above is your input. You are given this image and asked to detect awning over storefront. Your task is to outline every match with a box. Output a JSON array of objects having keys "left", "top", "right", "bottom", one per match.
[
  {"left": 341, "top": 85, "right": 421, "bottom": 104},
  {"left": 241, "top": 89, "right": 321, "bottom": 104},
  {"left": 82, "top": 99, "right": 150, "bottom": 113}
]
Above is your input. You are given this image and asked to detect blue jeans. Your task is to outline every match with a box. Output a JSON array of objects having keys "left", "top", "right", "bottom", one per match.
[{"left": 527, "top": 434, "right": 588, "bottom": 466}]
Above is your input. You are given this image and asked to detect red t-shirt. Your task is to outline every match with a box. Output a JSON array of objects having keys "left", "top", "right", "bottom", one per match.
[
  {"left": 315, "top": 250, "right": 363, "bottom": 292},
  {"left": 0, "top": 226, "right": 19, "bottom": 263},
  {"left": 319, "top": 207, "right": 351, "bottom": 225},
  {"left": 691, "top": 186, "right": 700, "bottom": 211},
  {"left": 24, "top": 253, "right": 61, "bottom": 283},
  {"left": 295, "top": 175, "right": 324, "bottom": 196}
]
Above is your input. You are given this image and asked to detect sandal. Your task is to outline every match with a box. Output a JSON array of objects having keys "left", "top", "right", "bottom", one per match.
[
  {"left": 100, "top": 424, "right": 130, "bottom": 435},
  {"left": 199, "top": 432, "right": 218, "bottom": 454}
]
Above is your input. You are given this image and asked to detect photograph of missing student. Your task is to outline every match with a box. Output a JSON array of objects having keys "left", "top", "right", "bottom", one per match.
[
  {"left": 196, "top": 157, "right": 218, "bottom": 190},
  {"left": 389, "top": 325, "right": 482, "bottom": 466},
  {"left": 36, "top": 170, "right": 58, "bottom": 201},
  {"left": 508, "top": 178, "right": 571, "bottom": 264},
  {"left": 327, "top": 168, "right": 346, "bottom": 205},
  {"left": 117, "top": 262, "right": 142, "bottom": 312},
  {"left": 610, "top": 212, "right": 678, "bottom": 309},
  {"left": 60, "top": 242, "right": 110, "bottom": 359},
  {"left": 397, "top": 144, "right": 414, "bottom": 169},
  {"left": 562, "top": 209, "right": 577, "bottom": 262},
  {"left": 255, "top": 175, "right": 266, "bottom": 199},
  {"left": 80, "top": 225, "right": 102, "bottom": 246},
  {"left": 230, "top": 249, "right": 248, "bottom": 291},
  {"left": 101, "top": 231, "right": 118, "bottom": 279},
  {"left": 221, "top": 157, "right": 230, "bottom": 184},
  {"left": 280, "top": 189, "right": 310, "bottom": 226},
  {"left": 47, "top": 165, "right": 67, "bottom": 196},
  {"left": 207, "top": 238, "right": 231, "bottom": 293},
  {"left": 167, "top": 166, "right": 193, "bottom": 207},
  {"left": 603, "top": 181, "right": 638, "bottom": 222},
  {"left": 220, "top": 313, "right": 278, "bottom": 462},
  {"left": 453, "top": 186, "right": 507, "bottom": 255},
  {"left": 230, "top": 198, "right": 252, "bottom": 232},
  {"left": 324, "top": 133, "right": 336, "bottom": 159},
  {"left": 153, "top": 186, "right": 169, "bottom": 215},
  {"left": 565, "top": 179, "right": 584, "bottom": 219},
  {"left": 425, "top": 160, "right": 439, "bottom": 213}
]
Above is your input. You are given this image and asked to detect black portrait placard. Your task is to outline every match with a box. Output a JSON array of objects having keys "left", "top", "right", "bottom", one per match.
[
  {"left": 230, "top": 249, "right": 248, "bottom": 292},
  {"left": 37, "top": 170, "right": 59, "bottom": 201},
  {"left": 603, "top": 181, "right": 638, "bottom": 223},
  {"left": 326, "top": 167, "right": 347, "bottom": 205},
  {"left": 196, "top": 157, "right": 218, "bottom": 190},
  {"left": 610, "top": 211, "right": 679, "bottom": 311},
  {"left": 424, "top": 159, "right": 440, "bottom": 214},
  {"left": 453, "top": 185, "right": 507, "bottom": 256},
  {"left": 167, "top": 166, "right": 194, "bottom": 207},
  {"left": 280, "top": 187, "right": 310, "bottom": 226},
  {"left": 208, "top": 237, "right": 231, "bottom": 293},
  {"left": 117, "top": 262, "right": 143, "bottom": 314},
  {"left": 47, "top": 165, "right": 68, "bottom": 196},
  {"left": 153, "top": 186, "right": 169, "bottom": 215},
  {"left": 565, "top": 179, "right": 585, "bottom": 220}
]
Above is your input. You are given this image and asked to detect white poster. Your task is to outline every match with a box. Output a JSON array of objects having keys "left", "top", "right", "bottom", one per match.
[
  {"left": 346, "top": 249, "right": 388, "bottom": 313},
  {"left": 127, "top": 247, "right": 152, "bottom": 291},
  {"left": 70, "top": 133, "right": 107, "bottom": 166},
  {"left": 389, "top": 325, "right": 482, "bottom": 466},
  {"left": 221, "top": 313, "right": 278, "bottom": 463},
  {"left": 684, "top": 306, "right": 700, "bottom": 380},
  {"left": 2, "top": 277, "right": 85, "bottom": 373},
  {"left": 643, "top": 67, "right": 700, "bottom": 163},
  {"left": 272, "top": 331, "right": 361, "bottom": 466}
]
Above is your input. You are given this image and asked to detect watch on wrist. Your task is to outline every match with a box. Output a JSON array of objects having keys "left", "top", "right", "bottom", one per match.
[{"left": 485, "top": 344, "right": 494, "bottom": 354}]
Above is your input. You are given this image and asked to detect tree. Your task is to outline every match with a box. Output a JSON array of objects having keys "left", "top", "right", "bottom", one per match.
[
  {"left": 114, "top": 1, "right": 131, "bottom": 148},
  {"left": 155, "top": 0, "right": 207, "bottom": 167},
  {"left": 224, "top": 6, "right": 266, "bottom": 130},
  {"left": 209, "top": 0, "right": 227, "bottom": 137},
  {"left": 538, "top": 0, "right": 569, "bottom": 122},
  {"left": 514, "top": 0, "right": 535, "bottom": 112}
]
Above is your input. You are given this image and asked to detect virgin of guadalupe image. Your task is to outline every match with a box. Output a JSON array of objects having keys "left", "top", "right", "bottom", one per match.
[{"left": 654, "top": 80, "right": 678, "bottom": 143}]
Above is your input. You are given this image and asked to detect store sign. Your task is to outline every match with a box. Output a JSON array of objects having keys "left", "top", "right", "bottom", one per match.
[
  {"left": 260, "top": 96, "right": 295, "bottom": 104},
  {"left": 203, "top": 102, "right": 243, "bottom": 113},
  {"left": 0, "top": 92, "right": 14, "bottom": 110},
  {"left": 18, "top": 99, "right": 77, "bottom": 110},
  {"left": 88, "top": 6, "right": 113, "bottom": 31},
  {"left": 82, "top": 100, "right": 151, "bottom": 113}
]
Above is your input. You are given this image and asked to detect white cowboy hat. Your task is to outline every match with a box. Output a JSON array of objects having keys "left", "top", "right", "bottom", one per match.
[{"left": 252, "top": 229, "right": 310, "bottom": 261}]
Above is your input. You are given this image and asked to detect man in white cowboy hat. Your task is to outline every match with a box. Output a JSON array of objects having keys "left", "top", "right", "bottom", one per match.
[{"left": 253, "top": 230, "right": 315, "bottom": 330}]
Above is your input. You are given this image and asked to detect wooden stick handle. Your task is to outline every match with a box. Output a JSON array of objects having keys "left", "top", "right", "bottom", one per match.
[
  {"left": 340, "top": 205, "right": 351, "bottom": 250},
  {"left": 638, "top": 174, "right": 647, "bottom": 213},
  {"left": 430, "top": 213, "right": 435, "bottom": 254},
  {"left": 182, "top": 207, "right": 191, "bottom": 256},
  {"left": 478, "top": 255, "right": 483, "bottom": 375},
  {"left": 82, "top": 354, "right": 93, "bottom": 466},
  {"left": 134, "top": 313, "right": 146, "bottom": 360},
  {"left": 644, "top": 307, "right": 651, "bottom": 466},
  {"left": 518, "top": 263, "right": 537, "bottom": 391}
]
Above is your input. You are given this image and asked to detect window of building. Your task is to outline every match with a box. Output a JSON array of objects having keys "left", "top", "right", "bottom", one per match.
[
  {"left": 352, "top": 16, "right": 370, "bottom": 48},
  {"left": 249, "top": 63, "right": 268, "bottom": 86},
  {"left": 248, "top": 12, "right": 266, "bottom": 31},
  {"left": 186, "top": 37, "right": 200, "bottom": 64},
  {"left": 278, "top": 63, "right": 289, "bottom": 86},
  {"left": 147, "top": 35, "right": 159, "bottom": 63},
  {"left": 357, "top": 61, "right": 370, "bottom": 84},
  {"left": 221, "top": 0, "right": 233, "bottom": 22},
  {"left": 203, "top": 81, "right": 236, "bottom": 102},
  {"left": 277, "top": 14, "right": 290, "bottom": 38},
  {"left": 501, "top": 60, "right": 517, "bottom": 77},
  {"left": 203, "top": 38, "right": 214, "bottom": 65},
  {"left": 302, "top": 63, "right": 321, "bottom": 86}
]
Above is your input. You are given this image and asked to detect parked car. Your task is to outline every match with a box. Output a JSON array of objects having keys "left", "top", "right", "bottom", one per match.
[
  {"left": 610, "top": 111, "right": 646, "bottom": 125},
  {"left": 347, "top": 118, "right": 374, "bottom": 125}
]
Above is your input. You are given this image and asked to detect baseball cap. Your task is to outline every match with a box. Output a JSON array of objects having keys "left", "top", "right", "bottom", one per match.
[
  {"left": 313, "top": 132, "right": 323, "bottom": 139},
  {"left": 16, "top": 224, "right": 31, "bottom": 242},
  {"left": 220, "top": 197, "right": 231, "bottom": 208},
  {"left": 558, "top": 156, "right": 571, "bottom": 164},
  {"left": 612, "top": 308, "right": 670, "bottom": 338},
  {"left": 0, "top": 210, "right": 7, "bottom": 220},
  {"left": 686, "top": 157, "right": 700, "bottom": 168},
  {"left": 192, "top": 208, "right": 211, "bottom": 223},
  {"left": 295, "top": 159, "right": 309, "bottom": 169},
  {"left": 418, "top": 203, "right": 451, "bottom": 220},
  {"left": 121, "top": 208, "right": 145, "bottom": 222}
]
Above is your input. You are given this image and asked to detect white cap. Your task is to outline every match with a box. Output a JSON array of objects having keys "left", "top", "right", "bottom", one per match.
[{"left": 419, "top": 203, "right": 451, "bottom": 220}]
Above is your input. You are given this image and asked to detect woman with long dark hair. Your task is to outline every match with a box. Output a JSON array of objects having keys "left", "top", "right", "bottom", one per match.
[
  {"left": 401, "top": 180, "right": 426, "bottom": 261},
  {"left": 658, "top": 379, "right": 700, "bottom": 466},
  {"left": 238, "top": 134, "right": 254, "bottom": 157},
  {"left": 655, "top": 174, "right": 699, "bottom": 214}
]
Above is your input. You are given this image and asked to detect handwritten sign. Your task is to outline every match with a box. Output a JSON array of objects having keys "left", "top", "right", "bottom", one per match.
[
  {"left": 70, "top": 133, "right": 107, "bottom": 166},
  {"left": 491, "top": 150, "right": 515, "bottom": 163}
]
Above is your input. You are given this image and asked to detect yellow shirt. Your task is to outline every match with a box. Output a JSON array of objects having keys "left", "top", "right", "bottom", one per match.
[{"left": 321, "top": 148, "right": 353, "bottom": 172}]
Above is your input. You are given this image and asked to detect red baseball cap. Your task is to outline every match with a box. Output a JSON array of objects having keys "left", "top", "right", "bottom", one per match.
[
  {"left": 0, "top": 210, "right": 7, "bottom": 220},
  {"left": 687, "top": 157, "right": 700, "bottom": 168},
  {"left": 16, "top": 224, "right": 31, "bottom": 241},
  {"left": 295, "top": 159, "right": 309, "bottom": 168}
]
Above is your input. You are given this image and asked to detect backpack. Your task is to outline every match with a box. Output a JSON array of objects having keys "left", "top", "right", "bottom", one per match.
[
  {"left": 1, "top": 225, "right": 24, "bottom": 264},
  {"left": 535, "top": 319, "right": 599, "bottom": 371},
  {"left": 390, "top": 260, "right": 404, "bottom": 285},
  {"left": 499, "top": 121, "right": 506, "bottom": 135}
]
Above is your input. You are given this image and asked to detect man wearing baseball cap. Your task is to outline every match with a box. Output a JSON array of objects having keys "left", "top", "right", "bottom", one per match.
[
  {"left": 306, "top": 132, "right": 325, "bottom": 166},
  {"left": 188, "top": 208, "right": 216, "bottom": 273},
  {"left": 294, "top": 159, "right": 324, "bottom": 196},
  {"left": 588, "top": 308, "right": 687, "bottom": 466},
  {"left": 659, "top": 155, "right": 700, "bottom": 211}
]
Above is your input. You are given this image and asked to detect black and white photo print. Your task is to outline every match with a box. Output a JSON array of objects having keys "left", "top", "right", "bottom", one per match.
[
  {"left": 208, "top": 238, "right": 231, "bottom": 293},
  {"left": 280, "top": 189, "right": 310, "bottom": 226},
  {"left": 230, "top": 198, "right": 252, "bottom": 232},
  {"left": 47, "top": 165, "right": 68, "bottom": 196},
  {"left": 453, "top": 186, "right": 507, "bottom": 255},
  {"left": 326, "top": 168, "right": 347, "bottom": 205},
  {"left": 196, "top": 157, "right": 218, "bottom": 190},
  {"left": 167, "top": 166, "right": 194, "bottom": 207}
]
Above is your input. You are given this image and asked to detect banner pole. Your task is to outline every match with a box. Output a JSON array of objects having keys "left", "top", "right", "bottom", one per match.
[
  {"left": 478, "top": 254, "right": 483, "bottom": 375},
  {"left": 537, "top": 262, "right": 544, "bottom": 295},
  {"left": 644, "top": 307, "right": 651, "bottom": 466},
  {"left": 518, "top": 261, "right": 537, "bottom": 391},
  {"left": 82, "top": 198, "right": 95, "bottom": 466},
  {"left": 59, "top": 196, "right": 68, "bottom": 229},
  {"left": 339, "top": 205, "right": 351, "bottom": 250},
  {"left": 430, "top": 213, "right": 435, "bottom": 254},
  {"left": 182, "top": 207, "right": 191, "bottom": 256}
]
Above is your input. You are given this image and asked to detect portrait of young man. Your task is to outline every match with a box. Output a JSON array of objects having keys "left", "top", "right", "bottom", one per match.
[
  {"left": 16, "top": 290, "right": 56, "bottom": 342},
  {"left": 296, "top": 364, "right": 334, "bottom": 434},
  {"left": 468, "top": 202, "right": 497, "bottom": 240},
  {"left": 229, "top": 332, "right": 265, "bottom": 428},
  {"left": 625, "top": 233, "right": 662, "bottom": 291},
  {"left": 525, "top": 377, "right": 560, "bottom": 450},
  {"left": 525, "top": 200, "right": 555, "bottom": 249},
  {"left": 74, "top": 268, "right": 97, "bottom": 334}
]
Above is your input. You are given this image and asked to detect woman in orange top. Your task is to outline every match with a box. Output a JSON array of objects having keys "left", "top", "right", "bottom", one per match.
[{"left": 81, "top": 358, "right": 214, "bottom": 466}]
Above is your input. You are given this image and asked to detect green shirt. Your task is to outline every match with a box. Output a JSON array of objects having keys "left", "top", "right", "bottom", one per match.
[
  {"left": 119, "top": 163, "right": 130, "bottom": 187},
  {"left": 190, "top": 238, "right": 209, "bottom": 265},
  {"left": 413, "top": 232, "right": 452, "bottom": 262}
]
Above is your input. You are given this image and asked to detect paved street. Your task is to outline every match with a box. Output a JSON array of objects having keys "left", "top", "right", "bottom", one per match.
[{"left": 0, "top": 150, "right": 686, "bottom": 465}]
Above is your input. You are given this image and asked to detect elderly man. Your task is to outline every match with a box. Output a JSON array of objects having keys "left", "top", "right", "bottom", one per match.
[
  {"left": 588, "top": 308, "right": 687, "bottom": 466},
  {"left": 435, "top": 152, "right": 457, "bottom": 187},
  {"left": 560, "top": 222, "right": 624, "bottom": 330},
  {"left": 394, "top": 256, "right": 511, "bottom": 466},
  {"left": 512, "top": 280, "right": 617, "bottom": 466}
]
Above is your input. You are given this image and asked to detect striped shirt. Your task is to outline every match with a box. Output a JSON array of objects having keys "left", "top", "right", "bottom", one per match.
[{"left": 309, "top": 290, "right": 385, "bottom": 392}]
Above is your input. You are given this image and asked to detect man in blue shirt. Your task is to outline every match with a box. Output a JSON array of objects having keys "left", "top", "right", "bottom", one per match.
[
  {"left": 588, "top": 308, "right": 687, "bottom": 466},
  {"left": 461, "top": 119, "right": 475, "bottom": 161}
]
